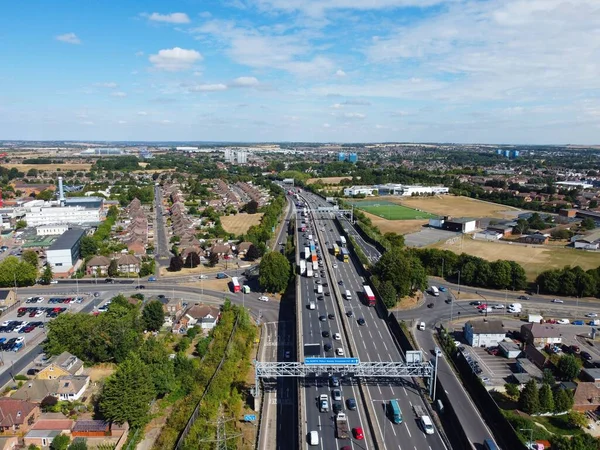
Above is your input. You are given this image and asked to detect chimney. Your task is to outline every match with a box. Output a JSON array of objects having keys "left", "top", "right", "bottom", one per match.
[{"left": 58, "top": 177, "right": 65, "bottom": 205}]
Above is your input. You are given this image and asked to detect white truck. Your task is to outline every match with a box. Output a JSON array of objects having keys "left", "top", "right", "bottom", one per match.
[
  {"left": 307, "top": 266, "right": 313, "bottom": 278},
  {"left": 299, "top": 259, "right": 306, "bottom": 275},
  {"left": 319, "top": 394, "right": 329, "bottom": 412},
  {"left": 335, "top": 413, "right": 350, "bottom": 439},
  {"left": 312, "top": 260, "right": 319, "bottom": 271},
  {"left": 528, "top": 314, "right": 544, "bottom": 323},
  {"left": 430, "top": 286, "right": 440, "bottom": 296}
]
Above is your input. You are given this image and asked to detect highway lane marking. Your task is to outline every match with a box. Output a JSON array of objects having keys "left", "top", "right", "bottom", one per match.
[{"left": 406, "top": 425, "right": 411, "bottom": 438}]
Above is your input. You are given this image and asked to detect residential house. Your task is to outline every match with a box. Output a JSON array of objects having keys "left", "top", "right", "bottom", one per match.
[
  {"left": 36, "top": 352, "right": 84, "bottom": 380},
  {"left": 0, "top": 398, "right": 39, "bottom": 432},
  {"left": 573, "top": 230, "right": 600, "bottom": 250},
  {"left": 573, "top": 382, "right": 600, "bottom": 412},
  {"left": 11, "top": 379, "right": 59, "bottom": 403},
  {"left": 126, "top": 239, "right": 146, "bottom": 256},
  {"left": 581, "top": 369, "right": 600, "bottom": 383},
  {"left": 159, "top": 297, "right": 183, "bottom": 318},
  {"left": 0, "top": 437, "right": 18, "bottom": 450},
  {"left": 487, "top": 224, "right": 513, "bottom": 237},
  {"left": 86, "top": 255, "right": 111, "bottom": 276},
  {"left": 175, "top": 304, "right": 221, "bottom": 332},
  {"left": 24, "top": 431, "right": 61, "bottom": 449},
  {"left": 210, "top": 244, "right": 232, "bottom": 260},
  {"left": 523, "top": 344, "right": 549, "bottom": 370},
  {"left": 518, "top": 233, "right": 549, "bottom": 245},
  {"left": 520, "top": 323, "right": 563, "bottom": 347},
  {"left": 116, "top": 254, "right": 140, "bottom": 274},
  {"left": 463, "top": 320, "right": 506, "bottom": 347},
  {"left": 56, "top": 376, "right": 90, "bottom": 402},
  {"left": 72, "top": 420, "right": 110, "bottom": 437},
  {"left": 235, "top": 241, "right": 253, "bottom": 257}
]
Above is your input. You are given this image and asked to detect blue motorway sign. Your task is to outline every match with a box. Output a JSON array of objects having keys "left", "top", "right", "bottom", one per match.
[
  {"left": 244, "top": 414, "right": 256, "bottom": 422},
  {"left": 305, "top": 357, "right": 359, "bottom": 365}
]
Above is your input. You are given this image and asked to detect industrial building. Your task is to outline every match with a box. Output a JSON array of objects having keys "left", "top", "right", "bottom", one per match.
[
  {"left": 375, "top": 183, "right": 449, "bottom": 196},
  {"left": 464, "top": 320, "right": 506, "bottom": 347},
  {"left": 429, "top": 216, "right": 478, "bottom": 233},
  {"left": 36, "top": 224, "right": 69, "bottom": 236},
  {"left": 25, "top": 206, "right": 100, "bottom": 227},
  {"left": 343, "top": 186, "right": 378, "bottom": 197},
  {"left": 46, "top": 228, "right": 85, "bottom": 274}
]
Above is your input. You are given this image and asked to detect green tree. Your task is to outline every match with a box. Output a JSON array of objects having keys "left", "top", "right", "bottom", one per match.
[
  {"left": 41, "top": 395, "right": 59, "bottom": 412},
  {"left": 246, "top": 244, "right": 260, "bottom": 261},
  {"left": 15, "top": 219, "right": 27, "bottom": 230},
  {"left": 36, "top": 189, "right": 54, "bottom": 201},
  {"left": 21, "top": 250, "right": 39, "bottom": 268},
  {"left": 50, "top": 434, "right": 70, "bottom": 450},
  {"left": 504, "top": 383, "right": 520, "bottom": 398},
  {"left": 542, "top": 368, "right": 556, "bottom": 386},
  {"left": 175, "top": 337, "right": 191, "bottom": 353},
  {"left": 378, "top": 280, "right": 398, "bottom": 309},
  {"left": 28, "top": 445, "right": 41, "bottom": 450},
  {"left": 259, "top": 252, "right": 291, "bottom": 293},
  {"left": 108, "top": 259, "right": 118, "bottom": 277},
  {"left": 0, "top": 256, "right": 38, "bottom": 287},
  {"left": 196, "top": 336, "right": 211, "bottom": 358},
  {"left": 518, "top": 379, "right": 540, "bottom": 414},
  {"left": 99, "top": 354, "right": 155, "bottom": 427},
  {"left": 567, "top": 411, "right": 588, "bottom": 429},
  {"left": 383, "top": 232, "right": 405, "bottom": 249},
  {"left": 138, "top": 337, "right": 176, "bottom": 396},
  {"left": 490, "top": 260, "right": 512, "bottom": 289},
  {"left": 245, "top": 200, "right": 259, "bottom": 214},
  {"left": 208, "top": 252, "right": 219, "bottom": 267},
  {"left": 168, "top": 255, "right": 183, "bottom": 272},
  {"left": 142, "top": 300, "right": 165, "bottom": 332},
  {"left": 184, "top": 252, "right": 200, "bottom": 268},
  {"left": 539, "top": 383, "right": 554, "bottom": 412},
  {"left": 80, "top": 236, "right": 98, "bottom": 258},
  {"left": 67, "top": 440, "right": 88, "bottom": 450},
  {"left": 40, "top": 264, "right": 53, "bottom": 285},
  {"left": 554, "top": 388, "right": 574, "bottom": 413},
  {"left": 582, "top": 218, "right": 596, "bottom": 231},
  {"left": 569, "top": 434, "right": 600, "bottom": 450},
  {"left": 558, "top": 354, "right": 582, "bottom": 381}
]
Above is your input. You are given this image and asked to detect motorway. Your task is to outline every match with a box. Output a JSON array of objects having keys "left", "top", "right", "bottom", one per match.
[
  {"left": 299, "top": 191, "right": 447, "bottom": 450},
  {"left": 297, "top": 201, "right": 374, "bottom": 450}
]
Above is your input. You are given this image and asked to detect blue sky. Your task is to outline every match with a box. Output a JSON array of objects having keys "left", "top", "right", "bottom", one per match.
[{"left": 1, "top": 0, "right": 599, "bottom": 144}]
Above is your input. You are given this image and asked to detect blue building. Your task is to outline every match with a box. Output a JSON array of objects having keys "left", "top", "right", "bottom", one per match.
[
  {"left": 348, "top": 153, "right": 358, "bottom": 163},
  {"left": 496, "top": 149, "right": 503, "bottom": 155},
  {"left": 338, "top": 152, "right": 346, "bottom": 162},
  {"left": 504, "top": 150, "right": 511, "bottom": 158},
  {"left": 512, "top": 150, "right": 520, "bottom": 158}
]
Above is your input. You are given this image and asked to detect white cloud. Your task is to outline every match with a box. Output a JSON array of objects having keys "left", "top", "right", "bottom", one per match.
[
  {"left": 160, "top": 119, "right": 173, "bottom": 124},
  {"left": 322, "top": 123, "right": 331, "bottom": 128},
  {"left": 56, "top": 33, "right": 81, "bottom": 45},
  {"left": 253, "top": 0, "right": 445, "bottom": 17},
  {"left": 95, "top": 82, "right": 118, "bottom": 88},
  {"left": 335, "top": 69, "right": 346, "bottom": 77},
  {"left": 118, "top": 120, "right": 127, "bottom": 124},
  {"left": 343, "top": 112, "right": 366, "bottom": 119},
  {"left": 81, "top": 121, "right": 94, "bottom": 125},
  {"left": 149, "top": 47, "right": 202, "bottom": 71},
  {"left": 144, "top": 12, "right": 191, "bottom": 24},
  {"left": 137, "top": 111, "right": 148, "bottom": 116},
  {"left": 110, "top": 91, "right": 127, "bottom": 98},
  {"left": 231, "top": 76, "right": 260, "bottom": 87},
  {"left": 330, "top": 103, "right": 342, "bottom": 109},
  {"left": 190, "top": 83, "right": 228, "bottom": 92},
  {"left": 193, "top": 21, "right": 333, "bottom": 77}
]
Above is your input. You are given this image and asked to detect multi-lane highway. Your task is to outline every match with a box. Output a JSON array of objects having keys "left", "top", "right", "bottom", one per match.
[
  {"left": 297, "top": 201, "right": 374, "bottom": 449},
  {"left": 298, "top": 190, "right": 447, "bottom": 450}
]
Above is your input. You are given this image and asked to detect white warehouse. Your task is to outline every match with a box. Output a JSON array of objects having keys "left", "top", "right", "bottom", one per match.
[
  {"left": 37, "top": 224, "right": 70, "bottom": 236},
  {"left": 25, "top": 206, "right": 100, "bottom": 227},
  {"left": 343, "top": 186, "right": 378, "bottom": 197},
  {"left": 46, "top": 228, "right": 86, "bottom": 275},
  {"left": 376, "top": 183, "right": 449, "bottom": 196}
]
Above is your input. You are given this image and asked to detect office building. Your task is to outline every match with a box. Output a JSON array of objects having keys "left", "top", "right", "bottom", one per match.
[
  {"left": 46, "top": 228, "right": 85, "bottom": 274},
  {"left": 25, "top": 206, "right": 101, "bottom": 227}
]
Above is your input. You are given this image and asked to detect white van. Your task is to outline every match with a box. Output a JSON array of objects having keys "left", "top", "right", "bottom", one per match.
[
  {"left": 317, "top": 285, "right": 323, "bottom": 294},
  {"left": 309, "top": 302, "right": 316, "bottom": 310},
  {"left": 345, "top": 290, "right": 352, "bottom": 300},
  {"left": 417, "top": 322, "right": 426, "bottom": 331},
  {"left": 421, "top": 415, "right": 435, "bottom": 435},
  {"left": 508, "top": 303, "right": 522, "bottom": 310},
  {"left": 309, "top": 430, "right": 319, "bottom": 446}
]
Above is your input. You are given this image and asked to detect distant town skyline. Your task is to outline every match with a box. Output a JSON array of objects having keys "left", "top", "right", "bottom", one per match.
[{"left": 1, "top": 0, "right": 599, "bottom": 144}]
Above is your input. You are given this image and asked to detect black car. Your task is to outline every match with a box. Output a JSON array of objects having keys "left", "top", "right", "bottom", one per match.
[
  {"left": 317, "top": 296, "right": 324, "bottom": 301},
  {"left": 427, "top": 303, "right": 435, "bottom": 308},
  {"left": 346, "top": 398, "right": 357, "bottom": 410},
  {"left": 445, "top": 298, "right": 452, "bottom": 304},
  {"left": 470, "top": 301, "right": 482, "bottom": 306},
  {"left": 581, "top": 351, "right": 593, "bottom": 361},
  {"left": 27, "top": 368, "right": 40, "bottom": 376},
  {"left": 135, "top": 285, "right": 146, "bottom": 290},
  {"left": 105, "top": 278, "right": 115, "bottom": 283},
  {"left": 328, "top": 313, "right": 335, "bottom": 320},
  {"left": 319, "top": 315, "right": 327, "bottom": 322},
  {"left": 346, "top": 310, "right": 354, "bottom": 317},
  {"left": 357, "top": 318, "right": 365, "bottom": 326},
  {"left": 324, "top": 292, "right": 330, "bottom": 296},
  {"left": 338, "top": 280, "right": 344, "bottom": 286},
  {"left": 518, "top": 295, "right": 529, "bottom": 300},
  {"left": 323, "top": 283, "right": 328, "bottom": 287},
  {"left": 333, "top": 402, "right": 343, "bottom": 414},
  {"left": 322, "top": 330, "right": 330, "bottom": 338},
  {"left": 324, "top": 343, "right": 332, "bottom": 352}
]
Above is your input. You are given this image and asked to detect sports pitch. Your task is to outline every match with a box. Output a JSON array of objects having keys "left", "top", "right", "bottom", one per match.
[{"left": 350, "top": 200, "right": 437, "bottom": 220}]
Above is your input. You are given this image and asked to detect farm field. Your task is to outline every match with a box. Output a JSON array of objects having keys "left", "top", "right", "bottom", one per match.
[
  {"left": 360, "top": 210, "right": 428, "bottom": 235},
  {"left": 221, "top": 213, "right": 264, "bottom": 235},
  {"left": 307, "top": 176, "right": 352, "bottom": 185},
  {"left": 351, "top": 199, "right": 437, "bottom": 220},
  {"left": 394, "top": 195, "right": 521, "bottom": 219},
  {"left": 433, "top": 237, "right": 600, "bottom": 280},
  {"left": 2, "top": 163, "right": 92, "bottom": 172}
]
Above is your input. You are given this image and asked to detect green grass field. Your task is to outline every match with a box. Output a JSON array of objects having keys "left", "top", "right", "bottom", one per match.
[{"left": 350, "top": 200, "right": 437, "bottom": 220}]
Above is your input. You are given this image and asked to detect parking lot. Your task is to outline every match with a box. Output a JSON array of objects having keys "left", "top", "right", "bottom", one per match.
[
  {"left": 0, "top": 293, "right": 95, "bottom": 374},
  {"left": 404, "top": 228, "right": 460, "bottom": 248},
  {"left": 466, "top": 346, "right": 515, "bottom": 385}
]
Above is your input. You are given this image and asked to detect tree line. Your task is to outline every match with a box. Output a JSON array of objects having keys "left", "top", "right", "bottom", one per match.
[{"left": 537, "top": 265, "right": 600, "bottom": 298}]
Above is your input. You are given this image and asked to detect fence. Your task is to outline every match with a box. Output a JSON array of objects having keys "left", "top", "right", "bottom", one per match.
[{"left": 174, "top": 314, "right": 241, "bottom": 450}]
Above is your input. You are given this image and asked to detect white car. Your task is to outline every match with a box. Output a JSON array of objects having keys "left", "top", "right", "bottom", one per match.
[
  {"left": 1, "top": 321, "right": 10, "bottom": 327},
  {"left": 258, "top": 296, "right": 269, "bottom": 302},
  {"left": 199, "top": 275, "right": 208, "bottom": 279},
  {"left": 15, "top": 337, "right": 24, "bottom": 344},
  {"left": 492, "top": 304, "right": 505, "bottom": 309},
  {"left": 557, "top": 318, "right": 570, "bottom": 325},
  {"left": 552, "top": 299, "right": 564, "bottom": 303},
  {"left": 333, "top": 264, "right": 338, "bottom": 268},
  {"left": 50, "top": 280, "right": 58, "bottom": 284},
  {"left": 586, "top": 313, "right": 598, "bottom": 318},
  {"left": 333, "top": 333, "right": 341, "bottom": 341},
  {"left": 336, "top": 348, "right": 345, "bottom": 356}
]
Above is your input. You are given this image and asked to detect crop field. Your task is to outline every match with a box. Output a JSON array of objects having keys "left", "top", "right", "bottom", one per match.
[
  {"left": 351, "top": 200, "right": 437, "bottom": 220},
  {"left": 306, "top": 176, "right": 352, "bottom": 185},
  {"left": 221, "top": 213, "right": 264, "bottom": 235},
  {"left": 434, "top": 236, "right": 600, "bottom": 280}
]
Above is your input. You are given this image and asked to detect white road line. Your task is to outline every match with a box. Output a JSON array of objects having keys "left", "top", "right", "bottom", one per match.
[{"left": 406, "top": 424, "right": 411, "bottom": 438}]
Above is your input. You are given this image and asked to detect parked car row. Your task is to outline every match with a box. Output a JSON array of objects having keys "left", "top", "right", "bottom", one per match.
[
  {"left": 0, "top": 336, "right": 26, "bottom": 352},
  {"left": 17, "top": 306, "right": 67, "bottom": 319},
  {"left": 460, "top": 348, "right": 483, "bottom": 374},
  {"left": 47, "top": 296, "right": 84, "bottom": 304},
  {"left": 0, "top": 320, "right": 45, "bottom": 335}
]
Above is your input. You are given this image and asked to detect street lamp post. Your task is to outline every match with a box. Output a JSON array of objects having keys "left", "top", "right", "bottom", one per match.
[
  {"left": 450, "top": 270, "right": 460, "bottom": 323},
  {"left": 433, "top": 346, "right": 440, "bottom": 400}
]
